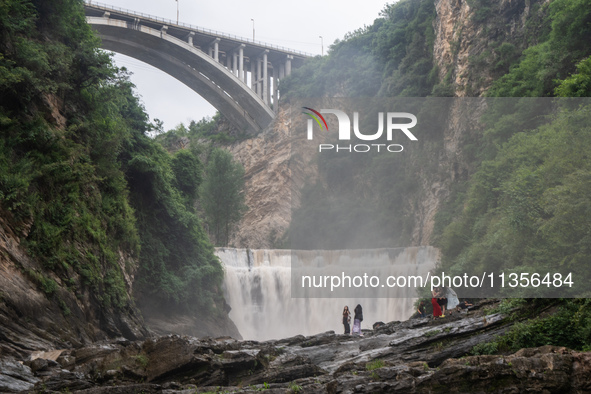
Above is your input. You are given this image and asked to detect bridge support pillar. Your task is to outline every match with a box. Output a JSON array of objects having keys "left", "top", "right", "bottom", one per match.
[
  {"left": 285, "top": 55, "right": 293, "bottom": 76},
  {"left": 273, "top": 64, "right": 278, "bottom": 112},
  {"left": 279, "top": 64, "right": 285, "bottom": 79},
  {"left": 237, "top": 44, "right": 245, "bottom": 83},
  {"left": 250, "top": 60, "right": 255, "bottom": 90},
  {"left": 187, "top": 31, "right": 195, "bottom": 46},
  {"left": 209, "top": 38, "right": 220, "bottom": 62},
  {"left": 266, "top": 63, "right": 271, "bottom": 105},
  {"left": 263, "top": 50, "right": 269, "bottom": 104},
  {"left": 256, "top": 58, "right": 261, "bottom": 96}
]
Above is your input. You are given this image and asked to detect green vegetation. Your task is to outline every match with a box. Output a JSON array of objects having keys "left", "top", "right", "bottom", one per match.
[
  {"left": 280, "top": 0, "right": 437, "bottom": 99},
  {"left": 554, "top": 56, "right": 591, "bottom": 97},
  {"left": 281, "top": 0, "right": 591, "bottom": 294},
  {"left": 436, "top": 101, "right": 591, "bottom": 296},
  {"left": 153, "top": 117, "right": 250, "bottom": 248},
  {"left": 432, "top": 0, "right": 591, "bottom": 347},
  {"left": 154, "top": 114, "right": 250, "bottom": 150},
  {"left": 366, "top": 359, "right": 385, "bottom": 371},
  {"left": 281, "top": 0, "right": 462, "bottom": 249},
  {"left": 283, "top": 0, "right": 591, "bottom": 251},
  {"left": 486, "top": 0, "right": 591, "bottom": 97},
  {"left": 200, "top": 148, "right": 247, "bottom": 246},
  {"left": 484, "top": 299, "right": 527, "bottom": 317},
  {"left": 0, "top": 0, "right": 140, "bottom": 308},
  {"left": 126, "top": 130, "right": 224, "bottom": 312},
  {"left": 280, "top": 0, "right": 591, "bottom": 356},
  {"left": 424, "top": 329, "right": 441, "bottom": 338},
  {"left": 0, "top": 0, "right": 225, "bottom": 316},
  {"left": 1, "top": 0, "right": 590, "bottom": 361},
  {"left": 432, "top": 1, "right": 591, "bottom": 300},
  {"left": 248, "top": 382, "right": 270, "bottom": 391},
  {"left": 133, "top": 354, "right": 149, "bottom": 369},
  {"left": 470, "top": 341, "right": 498, "bottom": 356},
  {"left": 471, "top": 299, "right": 591, "bottom": 354}
]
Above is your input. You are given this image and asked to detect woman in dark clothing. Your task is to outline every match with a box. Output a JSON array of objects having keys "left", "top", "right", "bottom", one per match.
[
  {"left": 456, "top": 300, "right": 473, "bottom": 311},
  {"left": 437, "top": 287, "right": 448, "bottom": 317},
  {"left": 352, "top": 304, "right": 364, "bottom": 336},
  {"left": 342, "top": 306, "right": 351, "bottom": 334}
]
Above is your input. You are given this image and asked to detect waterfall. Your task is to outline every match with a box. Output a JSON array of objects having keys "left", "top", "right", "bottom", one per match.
[{"left": 216, "top": 247, "right": 438, "bottom": 341}]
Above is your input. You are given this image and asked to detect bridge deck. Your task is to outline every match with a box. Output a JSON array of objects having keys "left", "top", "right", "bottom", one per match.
[
  {"left": 85, "top": 2, "right": 309, "bottom": 67},
  {"left": 84, "top": 1, "right": 311, "bottom": 133}
]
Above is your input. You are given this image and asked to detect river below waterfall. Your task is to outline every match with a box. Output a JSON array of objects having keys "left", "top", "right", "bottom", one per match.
[{"left": 215, "top": 247, "right": 438, "bottom": 341}]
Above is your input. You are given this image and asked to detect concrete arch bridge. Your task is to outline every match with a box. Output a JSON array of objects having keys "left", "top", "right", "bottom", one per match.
[{"left": 85, "top": 2, "right": 310, "bottom": 133}]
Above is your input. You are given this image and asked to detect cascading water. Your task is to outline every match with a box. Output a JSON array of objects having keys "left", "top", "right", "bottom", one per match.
[{"left": 216, "top": 247, "right": 438, "bottom": 341}]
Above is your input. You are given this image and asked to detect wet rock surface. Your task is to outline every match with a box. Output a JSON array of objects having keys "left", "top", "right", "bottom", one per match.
[{"left": 3, "top": 301, "right": 591, "bottom": 393}]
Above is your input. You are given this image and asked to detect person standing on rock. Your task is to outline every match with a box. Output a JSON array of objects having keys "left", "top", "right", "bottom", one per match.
[
  {"left": 352, "top": 304, "right": 363, "bottom": 336},
  {"left": 342, "top": 306, "right": 351, "bottom": 334},
  {"left": 431, "top": 288, "right": 442, "bottom": 318},
  {"left": 445, "top": 287, "right": 460, "bottom": 313},
  {"left": 437, "top": 287, "right": 448, "bottom": 317}
]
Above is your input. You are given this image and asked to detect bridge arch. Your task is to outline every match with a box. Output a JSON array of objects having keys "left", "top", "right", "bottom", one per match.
[{"left": 85, "top": 3, "right": 309, "bottom": 133}]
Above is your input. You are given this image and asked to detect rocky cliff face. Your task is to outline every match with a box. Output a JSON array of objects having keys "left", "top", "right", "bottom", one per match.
[
  {"left": 227, "top": 101, "right": 481, "bottom": 248},
  {"left": 226, "top": 108, "right": 318, "bottom": 248},
  {"left": 418, "top": 0, "right": 547, "bottom": 244},
  {"left": 229, "top": 0, "right": 548, "bottom": 248},
  {"left": 411, "top": 98, "right": 489, "bottom": 245},
  {"left": 0, "top": 208, "right": 149, "bottom": 360},
  {"left": 138, "top": 305, "right": 242, "bottom": 341},
  {"left": 224, "top": 110, "right": 291, "bottom": 248},
  {"left": 433, "top": 0, "right": 546, "bottom": 96}
]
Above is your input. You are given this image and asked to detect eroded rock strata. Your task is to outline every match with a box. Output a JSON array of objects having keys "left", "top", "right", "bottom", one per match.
[{"left": 3, "top": 302, "right": 591, "bottom": 393}]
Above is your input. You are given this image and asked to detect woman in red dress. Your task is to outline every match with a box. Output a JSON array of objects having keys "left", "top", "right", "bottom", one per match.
[{"left": 431, "top": 288, "right": 442, "bottom": 317}]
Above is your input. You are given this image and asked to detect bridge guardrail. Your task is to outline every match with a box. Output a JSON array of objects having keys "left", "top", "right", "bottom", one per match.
[{"left": 85, "top": 1, "right": 315, "bottom": 58}]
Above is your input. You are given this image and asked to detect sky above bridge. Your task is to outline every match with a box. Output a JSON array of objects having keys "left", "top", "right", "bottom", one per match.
[{"left": 98, "top": 0, "right": 393, "bottom": 132}]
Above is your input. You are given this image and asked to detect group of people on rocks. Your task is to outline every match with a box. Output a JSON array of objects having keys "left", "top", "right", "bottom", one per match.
[
  {"left": 341, "top": 291, "right": 474, "bottom": 335},
  {"left": 342, "top": 304, "right": 364, "bottom": 335},
  {"left": 415, "top": 287, "right": 473, "bottom": 318}
]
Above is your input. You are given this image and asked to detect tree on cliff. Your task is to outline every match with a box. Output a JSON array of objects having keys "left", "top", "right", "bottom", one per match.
[
  {"left": 0, "top": 0, "right": 227, "bottom": 321},
  {"left": 200, "top": 148, "right": 247, "bottom": 246}
]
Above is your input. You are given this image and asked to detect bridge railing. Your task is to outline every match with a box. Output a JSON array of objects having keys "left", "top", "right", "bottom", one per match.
[{"left": 85, "top": 1, "right": 314, "bottom": 58}]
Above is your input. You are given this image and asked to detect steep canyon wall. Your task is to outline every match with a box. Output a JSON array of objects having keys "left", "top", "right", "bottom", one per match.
[{"left": 226, "top": 0, "right": 545, "bottom": 249}]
